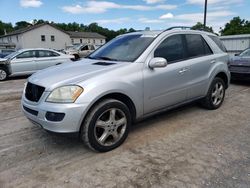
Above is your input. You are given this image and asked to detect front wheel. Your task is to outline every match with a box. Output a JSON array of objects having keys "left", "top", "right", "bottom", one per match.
[
  {"left": 200, "top": 77, "right": 226, "bottom": 110},
  {"left": 81, "top": 99, "right": 131, "bottom": 152},
  {"left": 0, "top": 68, "right": 8, "bottom": 81}
]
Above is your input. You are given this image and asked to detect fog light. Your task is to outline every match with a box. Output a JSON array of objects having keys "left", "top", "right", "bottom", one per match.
[{"left": 45, "top": 112, "right": 65, "bottom": 122}]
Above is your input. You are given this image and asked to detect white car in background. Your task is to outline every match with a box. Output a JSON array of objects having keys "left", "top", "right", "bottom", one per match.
[
  {"left": 0, "top": 48, "right": 74, "bottom": 81},
  {"left": 65, "top": 44, "right": 96, "bottom": 60}
]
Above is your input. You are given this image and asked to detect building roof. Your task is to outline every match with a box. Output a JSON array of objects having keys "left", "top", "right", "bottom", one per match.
[
  {"left": 220, "top": 34, "right": 250, "bottom": 40},
  {"left": 0, "top": 23, "right": 106, "bottom": 39},
  {"left": 67, "top": 31, "right": 106, "bottom": 39},
  {"left": 0, "top": 23, "right": 70, "bottom": 38}
]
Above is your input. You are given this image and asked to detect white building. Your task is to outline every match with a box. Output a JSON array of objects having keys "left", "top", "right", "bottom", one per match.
[
  {"left": 68, "top": 31, "right": 106, "bottom": 46},
  {"left": 0, "top": 23, "right": 106, "bottom": 50},
  {"left": 220, "top": 34, "right": 250, "bottom": 55}
]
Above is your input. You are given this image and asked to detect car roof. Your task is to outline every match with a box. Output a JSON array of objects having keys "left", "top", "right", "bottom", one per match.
[
  {"left": 122, "top": 29, "right": 216, "bottom": 38},
  {"left": 17, "top": 48, "right": 57, "bottom": 52}
]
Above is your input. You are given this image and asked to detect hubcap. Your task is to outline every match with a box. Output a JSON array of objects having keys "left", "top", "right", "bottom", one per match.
[
  {"left": 0, "top": 70, "right": 7, "bottom": 80},
  {"left": 94, "top": 108, "right": 127, "bottom": 146},
  {"left": 211, "top": 82, "right": 224, "bottom": 106}
]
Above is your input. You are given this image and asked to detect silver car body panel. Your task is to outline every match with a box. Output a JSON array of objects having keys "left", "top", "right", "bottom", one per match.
[{"left": 22, "top": 30, "right": 230, "bottom": 133}]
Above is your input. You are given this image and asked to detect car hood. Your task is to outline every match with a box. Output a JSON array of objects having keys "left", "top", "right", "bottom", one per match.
[
  {"left": 0, "top": 58, "right": 7, "bottom": 62},
  {"left": 28, "top": 58, "right": 130, "bottom": 91},
  {"left": 230, "top": 56, "right": 250, "bottom": 66}
]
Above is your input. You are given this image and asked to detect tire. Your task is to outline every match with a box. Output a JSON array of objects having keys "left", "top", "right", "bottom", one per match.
[
  {"left": 0, "top": 68, "right": 8, "bottom": 81},
  {"left": 73, "top": 54, "right": 80, "bottom": 60},
  {"left": 81, "top": 99, "right": 131, "bottom": 152},
  {"left": 200, "top": 77, "right": 226, "bottom": 110}
]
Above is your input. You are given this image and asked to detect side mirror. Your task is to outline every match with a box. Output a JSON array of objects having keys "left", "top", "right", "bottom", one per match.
[{"left": 148, "top": 57, "right": 167, "bottom": 69}]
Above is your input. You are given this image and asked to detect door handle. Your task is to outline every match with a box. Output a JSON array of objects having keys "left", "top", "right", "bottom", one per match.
[
  {"left": 211, "top": 60, "right": 216, "bottom": 64},
  {"left": 179, "top": 68, "right": 189, "bottom": 74}
]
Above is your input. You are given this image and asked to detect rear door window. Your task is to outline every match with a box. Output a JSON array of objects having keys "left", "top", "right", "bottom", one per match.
[
  {"left": 154, "top": 34, "right": 186, "bottom": 63},
  {"left": 185, "top": 34, "right": 213, "bottom": 59},
  {"left": 38, "top": 50, "right": 59, "bottom": 58}
]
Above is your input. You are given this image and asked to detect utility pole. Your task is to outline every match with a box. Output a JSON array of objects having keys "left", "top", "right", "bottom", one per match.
[{"left": 204, "top": 0, "right": 208, "bottom": 29}]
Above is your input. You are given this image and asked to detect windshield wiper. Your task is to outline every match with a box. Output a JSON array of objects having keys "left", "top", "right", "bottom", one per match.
[{"left": 96, "top": 56, "right": 118, "bottom": 61}]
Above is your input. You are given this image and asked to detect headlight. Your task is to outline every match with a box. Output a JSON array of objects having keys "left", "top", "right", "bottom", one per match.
[{"left": 46, "top": 85, "right": 83, "bottom": 103}]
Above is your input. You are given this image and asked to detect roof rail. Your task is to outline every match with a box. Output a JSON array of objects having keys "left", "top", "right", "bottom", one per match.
[{"left": 165, "top": 26, "right": 191, "bottom": 31}]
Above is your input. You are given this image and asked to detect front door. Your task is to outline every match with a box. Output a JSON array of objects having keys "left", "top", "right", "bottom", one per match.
[
  {"left": 143, "top": 34, "right": 190, "bottom": 114},
  {"left": 10, "top": 50, "right": 37, "bottom": 75}
]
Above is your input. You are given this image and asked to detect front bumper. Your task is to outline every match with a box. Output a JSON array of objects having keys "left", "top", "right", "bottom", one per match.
[
  {"left": 21, "top": 93, "right": 89, "bottom": 133},
  {"left": 230, "top": 72, "right": 250, "bottom": 81}
]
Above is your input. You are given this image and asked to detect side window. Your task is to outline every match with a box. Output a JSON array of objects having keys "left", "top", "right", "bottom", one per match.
[
  {"left": 185, "top": 34, "right": 212, "bottom": 59},
  {"left": 209, "top": 35, "right": 227, "bottom": 52},
  {"left": 81, "top": 46, "right": 88, "bottom": 51},
  {"left": 38, "top": 50, "right": 59, "bottom": 57},
  {"left": 89, "top": 45, "right": 95, "bottom": 50},
  {"left": 154, "top": 34, "right": 185, "bottom": 63},
  {"left": 16, "top": 51, "right": 36, "bottom": 59}
]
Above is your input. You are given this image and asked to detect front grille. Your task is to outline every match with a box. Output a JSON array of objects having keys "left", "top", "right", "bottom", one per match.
[
  {"left": 25, "top": 82, "right": 45, "bottom": 102},
  {"left": 23, "top": 106, "right": 38, "bottom": 116}
]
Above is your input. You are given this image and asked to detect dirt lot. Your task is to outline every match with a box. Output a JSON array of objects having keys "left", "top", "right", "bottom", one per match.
[{"left": 0, "top": 78, "right": 249, "bottom": 188}]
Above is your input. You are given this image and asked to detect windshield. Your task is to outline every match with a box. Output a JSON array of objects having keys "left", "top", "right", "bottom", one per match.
[
  {"left": 240, "top": 49, "right": 250, "bottom": 57},
  {"left": 89, "top": 34, "right": 155, "bottom": 62},
  {"left": 4, "top": 51, "right": 20, "bottom": 59}
]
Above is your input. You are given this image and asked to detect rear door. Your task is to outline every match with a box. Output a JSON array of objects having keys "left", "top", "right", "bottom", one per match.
[
  {"left": 10, "top": 50, "right": 37, "bottom": 75},
  {"left": 36, "top": 50, "right": 61, "bottom": 70},
  {"left": 184, "top": 34, "right": 214, "bottom": 99}
]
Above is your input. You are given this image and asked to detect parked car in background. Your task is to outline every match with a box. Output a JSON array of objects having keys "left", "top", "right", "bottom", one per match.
[
  {"left": 22, "top": 28, "right": 230, "bottom": 152},
  {"left": 65, "top": 44, "right": 96, "bottom": 60},
  {"left": 229, "top": 48, "right": 250, "bottom": 80},
  {"left": 0, "top": 49, "right": 16, "bottom": 58},
  {"left": 0, "top": 48, "right": 74, "bottom": 81}
]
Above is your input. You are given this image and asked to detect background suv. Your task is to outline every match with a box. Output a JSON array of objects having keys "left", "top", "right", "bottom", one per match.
[{"left": 22, "top": 28, "right": 230, "bottom": 152}]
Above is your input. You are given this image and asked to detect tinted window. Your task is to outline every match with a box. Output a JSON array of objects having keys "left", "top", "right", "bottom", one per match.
[
  {"left": 209, "top": 35, "right": 227, "bottom": 52},
  {"left": 185, "top": 34, "right": 212, "bottom": 58},
  {"left": 16, "top": 51, "right": 36, "bottom": 59},
  {"left": 81, "top": 46, "right": 88, "bottom": 51},
  {"left": 38, "top": 50, "right": 59, "bottom": 57},
  {"left": 154, "top": 35, "right": 185, "bottom": 63}
]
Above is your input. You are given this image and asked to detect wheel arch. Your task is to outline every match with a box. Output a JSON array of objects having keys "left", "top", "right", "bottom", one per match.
[
  {"left": 214, "top": 72, "right": 229, "bottom": 89},
  {"left": 79, "top": 92, "right": 137, "bottom": 132}
]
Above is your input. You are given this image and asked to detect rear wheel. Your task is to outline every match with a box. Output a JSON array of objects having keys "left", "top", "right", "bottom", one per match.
[
  {"left": 81, "top": 99, "right": 131, "bottom": 152},
  {"left": 0, "top": 68, "right": 8, "bottom": 81},
  {"left": 200, "top": 77, "right": 226, "bottom": 110}
]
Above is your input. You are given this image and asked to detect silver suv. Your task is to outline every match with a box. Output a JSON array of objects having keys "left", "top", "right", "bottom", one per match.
[{"left": 22, "top": 28, "right": 230, "bottom": 152}]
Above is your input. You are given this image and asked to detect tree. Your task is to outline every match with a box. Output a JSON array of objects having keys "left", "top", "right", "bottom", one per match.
[
  {"left": 14, "top": 21, "right": 32, "bottom": 30},
  {"left": 220, "top": 17, "right": 250, "bottom": 35},
  {"left": 191, "top": 22, "right": 214, "bottom": 33},
  {"left": 0, "top": 21, "right": 13, "bottom": 35}
]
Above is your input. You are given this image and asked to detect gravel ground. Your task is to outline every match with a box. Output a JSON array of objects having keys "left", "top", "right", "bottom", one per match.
[{"left": 0, "top": 78, "right": 249, "bottom": 188}]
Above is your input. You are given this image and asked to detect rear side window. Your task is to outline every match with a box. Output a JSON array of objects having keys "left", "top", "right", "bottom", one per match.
[
  {"left": 38, "top": 50, "right": 59, "bottom": 57},
  {"left": 185, "top": 34, "right": 213, "bottom": 59},
  {"left": 209, "top": 35, "right": 227, "bottom": 52},
  {"left": 154, "top": 34, "right": 185, "bottom": 63}
]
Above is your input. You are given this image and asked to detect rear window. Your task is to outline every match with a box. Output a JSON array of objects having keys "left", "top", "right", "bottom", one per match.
[{"left": 209, "top": 35, "right": 227, "bottom": 52}]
